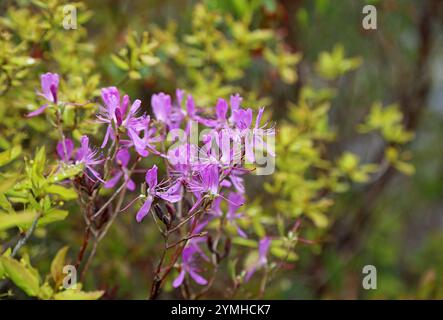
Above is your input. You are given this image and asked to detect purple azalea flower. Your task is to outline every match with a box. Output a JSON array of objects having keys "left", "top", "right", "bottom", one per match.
[
  {"left": 75, "top": 135, "right": 104, "bottom": 182},
  {"left": 56, "top": 138, "right": 74, "bottom": 162},
  {"left": 186, "top": 94, "right": 196, "bottom": 118},
  {"left": 97, "top": 87, "right": 149, "bottom": 156},
  {"left": 27, "top": 72, "right": 59, "bottom": 117},
  {"left": 151, "top": 92, "right": 184, "bottom": 130},
  {"left": 223, "top": 166, "right": 247, "bottom": 194},
  {"left": 186, "top": 164, "right": 220, "bottom": 198},
  {"left": 152, "top": 92, "right": 171, "bottom": 123},
  {"left": 176, "top": 89, "right": 185, "bottom": 107},
  {"left": 197, "top": 132, "right": 225, "bottom": 167},
  {"left": 198, "top": 128, "right": 244, "bottom": 168},
  {"left": 168, "top": 143, "right": 201, "bottom": 176},
  {"left": 247, "top": 107, "right": 275, "bottom": 163},
  {"left": 122, "top": 115, "right": 162, "bottom": 157},
  {"left": 233, "top": 108, "right": 253, "bottom": 131},
  {"left": 229, "top": 93, "right": 242, "bottom": 123},
  {"left": 187, "top": 220, "right": 210, "bottom": 262},
  {"left": 185, "top": 94, "right": 210, "bottom": 128},
  {"left": 212, "top": 192, "right": 246, "bottom": 238},
  {"left": 201, "top": 98, "right": 229, "bottom": 129},
  {"left": 136, "top": 165, "right": 182, "bottom": 222},
  {"left": 215, "top": 98, "right": 228, "bottom": 124},
  {"left": 231, "top": 106, "right": 275, "bottom": 163},
  {"left": 104, "top": 148, "right": 136, "bottom": 191},
  {"left": 172, "top": 245, "right": 208, "bottom": 288},
  {"left": 245, "top": 237, "right": 271, "bottom": 281}
]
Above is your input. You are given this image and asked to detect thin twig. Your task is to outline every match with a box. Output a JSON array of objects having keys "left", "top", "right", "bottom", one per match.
[
  {"left": 166, "top": 232, "right": 207, "bottom": 249},
  {"left": 11, "top": 212, "right": 42, "bottom": 257}
]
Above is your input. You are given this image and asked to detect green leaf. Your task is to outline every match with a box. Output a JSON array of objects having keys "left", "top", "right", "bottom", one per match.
[
  {"left": 9, "top": 209, "right": 68, "bottom": 229},
  {"left": 49, "top": 164, "right": 83, "bottom": 183},
  {"left": 0, "top": 193, "right": 14, "bottom": 212},
  {"left": 252, "top": 217, "right": 266, "bottom": 238},
  {"left": 0, "top": 256, "right": 40, "bottom": 296},
  {"left": 315, "top": 45, "right": 362, "bottom": 80},
  {"left": 33, "top": 146, "right": 46, "bottom": 174},
  {"left": 243, "top": 251, "right": 259, "bottom": 271},
  {"left": 53, "top": 289, "right": 104, "bottom": 300},
  {"left": 0, "top": 145, "right": 22, "bottom": 167},
  {"left": 0, "top": 211, "right": 37, "bottom": 231},
  {"left": 45, "top": 185, "right": 78, "bottom": 200},
  {"left": 140, "top": 54, "right": 160, "bottom": 66},
  {"left": 0, "top": 259, "right": 4, "bottom": 278},
  {"left": 270, "top": 246, "right": 298, "bottom": 262},
  {"left": 308, "top": 211, "right": 328, "bottom": 228},
  {"left": 37, "top": 209, "right": 69, "bottom": 227},
  {"left": 50, "top": 246, "right": 69, "bottom": 286},
  {"left": 395, "top": 161, "right": 415, "bottom": 176},
  {"left": 129, "top": 70, "right": 142, "bottom": 79},
  {"left": 38, "top": 281, "right": 54, "bottom": 300},
  {"left": 0, "top": 174, "right": 19, "bottom": 194},
  {"left": 232, "top": 237, "right": 257, "bottom": 248},
  {"left": 110, "top": 54, "right": 129, "bottom": 71},
  {"left": 228, "top": 259, "right": 238, "bottom": 280}
]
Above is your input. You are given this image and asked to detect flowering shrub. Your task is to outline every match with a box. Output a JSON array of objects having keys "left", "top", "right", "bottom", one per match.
[{"left": 2, "top": 65, "right": 280, "bottom": 298}]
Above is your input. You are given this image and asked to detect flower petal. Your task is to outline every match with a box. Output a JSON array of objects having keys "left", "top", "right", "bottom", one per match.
[
  {"left": 151, "top": 92, "right": 171, "bottom": 123},
  {"left": 26, "top": 104, "right": 48, "bottom": 117},
  {"left": 129, "top": 98, "right": 141, "bottom": 116},
  {"left": 216, "top": 98, "right": 228, "bottom": 120},
  {"left": 56, "top": 138, "right": 74, "bottom": 161},
  {"left": 145, "top": 165, "right": 158, "bottom": 190},
  {"left": 40, "top": 73, "right": 59, "bottom": 102},
  {"left": 172, "top": 270, "right": 186, "bottom": 288},
  {"left": 126, "top": 178, "right": 136, "bottom": 191},
  {"left": 101, "top": 125, "right": 113, "bottom": 148},
  {"left": 104, "top": 172, "right": 123, "bottom": 189},
  {"left": 135, "top": 196, "right": 153, "bottom": 223},
  {"left": 188, "top": 270, "right": 208, "bottom": 286},
  {"left": 116, "top": 148, "right": 130, "bottom": 167}
]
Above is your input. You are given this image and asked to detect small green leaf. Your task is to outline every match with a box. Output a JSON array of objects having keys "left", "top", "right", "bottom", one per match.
[
  {"left": 243, "top": 251, "right": 259, "bottom": 271},
  {"left": 129, "top": 70, "right": 142, "bottom": 79},
  {"left": 50, "top": 246, "right": 69, "bottom": 286},
  {"left": 140, "top": 54, "right": 160, "bottom": 66},
  {"left": 46, "top": 185, "right": 78, "bottom": 200},
  {"left": 34, "top": 146, "right": 46, "bottom": 173},
  {"left": 53, "top": 289, "right": 104, "bottom": 300},
  {"left": 232, "top": 237, "right": 257, "bottom": 248},
  {"left": 49, "top": 164, "right": 83, "bottom": 183},
  {"left": 0, "top": 174, "right": 19, "bottom": 194},
  {"left": 0, "top": 211, "right": 37, "bottom": 231},
  {"left": 0, "top": 259, "right": 4, "bottom": 278},
  {"left": 110, "top": 54, "right": 129, "bottom": 70},
  {"left": 0, "top": 193, "right": 14, "bottom": 212},
  {"left": 395, "top": 161, "right": 415, "bottom": 176},
  {"left": 308, "top": 211, "right": 328, "bottom": 228},
  {"left": 38, "top": 281, "right": 54, "bottom": 300},
  {"left": 270, "top": 246, "right": 298, "bottom": 262},
  {"left": 37, "top": 209, "right": 69, "bottom": 227},
  {"left": 0, "top": 256, "right": 40, "bottom": 296},
  {"left": 0, "top": 146, "right": 22, "bottom": 167},
  {"left": 252, "top": 217, "right": 266, "bottom": 238}
]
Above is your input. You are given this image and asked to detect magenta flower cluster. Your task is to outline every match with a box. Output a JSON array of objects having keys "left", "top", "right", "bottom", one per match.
[{"left": 29, "top": 72, "right": 275, "bottom": 287}]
